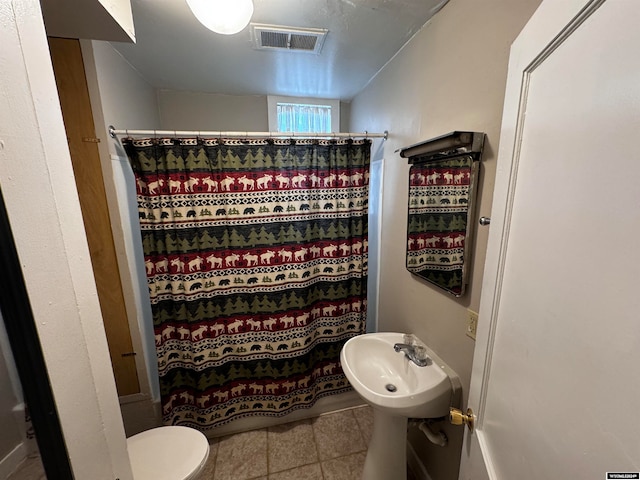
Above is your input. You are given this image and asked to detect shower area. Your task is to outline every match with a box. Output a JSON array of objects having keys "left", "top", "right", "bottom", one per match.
[
  {"left": 122, "top": 134, "right": 376, "bottom": 430},
  {"left": 47, "top": 34, "right": 389, "bottom": 438}
]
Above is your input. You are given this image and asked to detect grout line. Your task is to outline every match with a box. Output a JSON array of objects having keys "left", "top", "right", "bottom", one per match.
[
  {"left": 350, "top": 408, "right": 366, "bottom": 447},
  {"left": 265, "top": 462, "right": 323, "bottom": 479},
  {"left": 266, "top": 419, "right": 320, "bottom": 476},
  {"left": 309, "top": 414, "right": 325, "bottom": 479},
  {"left": 265, "top": 426, "right": 271, "bottom": 476},
  {"left": 210, "top": 441, "right": 216, "bottom": 480},
  {"left": 315, "top": 402, "right": 367, "bottom": 418},
  {"left": 207, "top": 407, "right": 372, "bottom": 479},
  {"left": 318, "top": 461, "right": 327, "bottom": 480},
  {"left": 353, "top": 408, "right": 371, "bottom": 448}
]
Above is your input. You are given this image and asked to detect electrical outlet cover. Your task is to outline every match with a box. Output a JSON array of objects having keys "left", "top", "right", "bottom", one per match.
[{"left": 466, "top": 310, "right": 478, "bottom": 340}]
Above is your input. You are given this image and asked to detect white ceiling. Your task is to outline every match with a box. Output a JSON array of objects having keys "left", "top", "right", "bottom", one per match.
[{"left": 111, "top": 0, "right": 449, "bottom": 101}]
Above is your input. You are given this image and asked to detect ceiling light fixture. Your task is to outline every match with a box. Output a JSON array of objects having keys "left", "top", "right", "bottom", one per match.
[{"left": 186, "top": 0, "right": 254, "bottom": 35}]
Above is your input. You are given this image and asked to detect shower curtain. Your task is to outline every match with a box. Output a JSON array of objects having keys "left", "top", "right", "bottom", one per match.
[{"left": 124, "top": 136, "right": 370, "bottom": 429}]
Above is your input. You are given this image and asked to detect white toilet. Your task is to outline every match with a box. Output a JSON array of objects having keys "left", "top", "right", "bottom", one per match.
[{"left": 127, "top": 426, "right": 210, "bottom": 480}]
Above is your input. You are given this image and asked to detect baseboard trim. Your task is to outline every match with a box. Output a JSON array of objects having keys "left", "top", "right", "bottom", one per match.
[
  {"left": 407, "top": 440, "right": 433, "bottom": 480},
  {"left": 119, "top": 392, "right": 150, "bottom": 405}
]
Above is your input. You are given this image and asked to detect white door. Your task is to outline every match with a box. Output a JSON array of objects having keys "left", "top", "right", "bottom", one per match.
[{"left": 460, "top": 0, "right": 640, "bottom": 478}]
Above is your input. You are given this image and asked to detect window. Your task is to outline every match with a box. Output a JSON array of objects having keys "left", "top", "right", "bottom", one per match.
[
  {"left": 268, "top": 96, "right": 340, "bottom": 133},
  {"left": 277, "top": 103, "right": 331, "bottom": 133}
]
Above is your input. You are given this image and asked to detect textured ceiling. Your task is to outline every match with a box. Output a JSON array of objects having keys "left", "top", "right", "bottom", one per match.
[{"left": 112, "top": 0, "right": 449, "bottom": 101}]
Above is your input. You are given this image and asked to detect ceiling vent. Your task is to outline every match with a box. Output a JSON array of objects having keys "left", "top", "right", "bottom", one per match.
[{"left": 250, "top": 23, "right": 328, "bottom": 55}]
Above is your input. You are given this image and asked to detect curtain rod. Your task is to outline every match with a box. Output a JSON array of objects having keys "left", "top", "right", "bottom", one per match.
[{"left": 108, "top": 126, "right": 388, "bottom": 140}]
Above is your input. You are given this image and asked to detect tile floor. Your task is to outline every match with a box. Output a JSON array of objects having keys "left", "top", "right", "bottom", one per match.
[
  {"left": 198, "top": 406, "right": 373, "bottom": 480},
  {"left": 198, "top": 406, "right": 417, "bottom": 480},
  {"left": 6, "top": 454, "right": 45, "bottom": 480},
  {"left": 7, "top": 406, "right": 418, "bottom": 480}
]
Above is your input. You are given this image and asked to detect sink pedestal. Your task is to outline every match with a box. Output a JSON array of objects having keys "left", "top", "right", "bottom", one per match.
[
  {"left": 340, "top": 333, "right": 462, "bottom": 480},
  {"left": 363, "top": 409, "right": 408, "bottom": 480}
]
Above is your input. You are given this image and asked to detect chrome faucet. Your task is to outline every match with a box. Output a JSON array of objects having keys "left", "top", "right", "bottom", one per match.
[{"left": 393, "top": 343, "right": 431, "bottom": 367}]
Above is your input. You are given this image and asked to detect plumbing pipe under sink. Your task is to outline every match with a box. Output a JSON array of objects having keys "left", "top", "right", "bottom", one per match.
[{"left": 409, "top": 418, "right": 448, "bottom": 447}]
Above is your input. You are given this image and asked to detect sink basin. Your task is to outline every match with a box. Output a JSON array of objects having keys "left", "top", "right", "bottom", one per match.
[
  {"left": 341, "top": 332, "right": 461, "bottom": 480},
  {"left": 341, "top": 332, "right": 454, "bottom": 418}
]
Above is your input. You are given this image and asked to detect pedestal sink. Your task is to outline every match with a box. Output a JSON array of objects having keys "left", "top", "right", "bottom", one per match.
[{"left": 340, "top": 332, "right": 460, "bottom": 480}]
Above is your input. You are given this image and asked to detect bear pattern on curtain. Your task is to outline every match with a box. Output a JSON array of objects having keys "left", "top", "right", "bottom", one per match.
[
  {"left": 407, "top": 155, "right": 475, "bottom": 295},
  {"left": 124, "top": 136, "right": 370, "bottom": 430}
]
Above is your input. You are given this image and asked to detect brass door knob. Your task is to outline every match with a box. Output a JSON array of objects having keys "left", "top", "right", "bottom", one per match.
[{"left": 449, "top": 407, "right": 475, "bottom": 433}]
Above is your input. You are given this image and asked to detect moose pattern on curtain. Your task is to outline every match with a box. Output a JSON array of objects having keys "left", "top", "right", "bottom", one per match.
[
  {"left": 124, "top": 136, "right": 370, "bottom": 430},
  {"left": 407, "top": 155, "right": 474, "bottom": 295}
]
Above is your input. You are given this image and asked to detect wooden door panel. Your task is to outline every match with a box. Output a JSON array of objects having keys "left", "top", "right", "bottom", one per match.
[{"left": 48, "top": 37, "right": 139, "bottom": 396}]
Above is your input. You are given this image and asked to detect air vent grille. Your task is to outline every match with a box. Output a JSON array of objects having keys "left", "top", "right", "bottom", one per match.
[
  {"left": 261, "top": 31, "right": 289, "bottom": 49},
  {"left": 251, "top": 23, "right": 328, "bottom": 55},
  {"left": 290, "top": 34, "right": 318, "bottom": 51}
]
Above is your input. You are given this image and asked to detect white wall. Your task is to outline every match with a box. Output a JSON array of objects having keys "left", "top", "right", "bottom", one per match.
[
  {"left": 82, "top": 40, "right": 162, "bottom": 412},
  {"left": 159, "top": 90, "right": 269, "bottom": 131},
  {"left": 0, "top": 0, "right": 133, "bottom": 477},
  {"left": 158, "top": 90, "right": 352, "bottom": 133},
  {"left": 85, "top": 41, "right": 162, "bottom": 156},
  {"left": 349, "top": 0, "right": 541, "bottom": 478}
]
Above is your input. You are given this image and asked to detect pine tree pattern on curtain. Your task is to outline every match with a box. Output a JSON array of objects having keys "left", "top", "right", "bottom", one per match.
[
  {"left": 124, "top": 137, "right": 370, "bottom": 430},
  {"left": 406, "top": 155, "right": 475, "bottom": 295}
]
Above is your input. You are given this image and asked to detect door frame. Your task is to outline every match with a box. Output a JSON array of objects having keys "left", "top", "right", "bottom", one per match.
[
  {"left": 0, "top": 0, "right": 133, "bottom": 477},
  {"left": 0, "top": 190, "right": 73, "bottom": 478},
  {"left": 48, "top": 36, "right": 141, "bottom": 397},
  {"left": 460, "top": 0, "right": 606, "bottom": 477}
]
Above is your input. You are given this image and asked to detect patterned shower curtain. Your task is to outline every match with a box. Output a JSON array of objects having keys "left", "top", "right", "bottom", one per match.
[{"left": 124, "top": 136, "right": 370, "bottom": 430}]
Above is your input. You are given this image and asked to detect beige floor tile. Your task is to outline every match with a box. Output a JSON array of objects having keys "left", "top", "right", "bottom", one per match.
[
  {"left": 197, "top": 437, "right": 219, "bottom": 479},
  {"left": 6, "top": 455, "right": 46, "bottom": 480},
  {"left": 267, "top": 419, "right": 319, "bottom": 473},
  {"left": 351, "top": 406, "right": 374, "bottom": 447},
  {"left": 321, "top": 452, "right": 366, "bottom": 480},
  {"left": 268, "top": 463, "right": 323, "bottom": 480},
  {"left": 213, "top": 429, "right": 268, "bottom": 480},
  {"left": 312, "top": 410, "right": 366, "bottom": 461}
]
